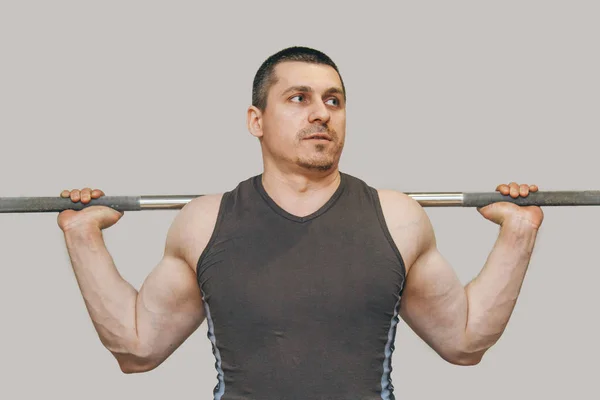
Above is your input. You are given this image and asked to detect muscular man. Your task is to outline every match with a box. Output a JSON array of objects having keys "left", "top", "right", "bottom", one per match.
[{"left": 58, "top": 46, "right": 543, "bottom": 399}]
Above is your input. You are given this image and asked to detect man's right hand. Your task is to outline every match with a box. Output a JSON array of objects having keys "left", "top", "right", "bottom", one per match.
[{"left": 57, "top": 188, "right": 124, "bottom": 233}]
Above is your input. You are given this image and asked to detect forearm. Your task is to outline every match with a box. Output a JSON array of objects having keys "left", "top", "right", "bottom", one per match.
[
  {"left": 463, "top": 218, "right": 539, "bottom": 354},
  {"left": 64, "top": 227, "right": 141, "bottom": 357}
]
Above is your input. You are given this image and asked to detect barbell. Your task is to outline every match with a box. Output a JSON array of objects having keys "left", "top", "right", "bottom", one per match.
[{"left": 1, "top": 190, "right": 599, "bottom": 213}]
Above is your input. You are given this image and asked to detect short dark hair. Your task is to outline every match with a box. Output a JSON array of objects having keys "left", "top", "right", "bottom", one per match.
[{"left": 252, "top": 46, "right": 346, "bottom": 111}]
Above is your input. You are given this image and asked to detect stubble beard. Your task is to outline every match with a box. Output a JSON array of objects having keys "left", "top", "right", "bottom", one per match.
[{"left": 294, "top": 124, "right": 343, "bottom": 172}]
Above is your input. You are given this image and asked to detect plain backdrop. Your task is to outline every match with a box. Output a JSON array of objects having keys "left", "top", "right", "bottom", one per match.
[{"left": 1, "top": 1, "right": 598, "bottom": 399}]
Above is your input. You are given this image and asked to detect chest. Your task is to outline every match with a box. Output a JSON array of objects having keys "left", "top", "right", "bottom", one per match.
[{"left": 198, "top": 220, "right": 405, "bottom": 326}]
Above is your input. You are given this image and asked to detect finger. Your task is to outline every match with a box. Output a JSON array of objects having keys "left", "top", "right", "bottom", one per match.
[
  {"left": 70, "top": 189, "right": 81, "bottom": 203},
  {"left": 60, "top": 190, "right": 70, "bottom": 198},
  {"left": 80, "top": 188, "right": 92, "bottom": 204},
  {"left": 91, "top": 189, "right": 105, "bottom": 198},
  {"left": 519, "top": 184, "right": 529, "bottom": 197},
  {"left": 530, "top": 184, "right": 539, "bottom": 192},
  {"left": 496, "top": 184, "right": 510, "bottom": 195},
  {"left": 509, "top": 182, "right": 519, "bottom": 198}
]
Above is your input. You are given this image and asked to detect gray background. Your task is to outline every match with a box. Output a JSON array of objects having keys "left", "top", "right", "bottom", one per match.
[{"left": 1, "top": 1, "right": 598, "bottom": 398}]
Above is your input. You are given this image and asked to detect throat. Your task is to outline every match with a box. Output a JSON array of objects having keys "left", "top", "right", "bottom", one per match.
[
  {"left": 258, "top": 172, "right": 344, "bottom": 219},
  {"left": 276, "top": 197, "right": 330, "bottom": 218}
]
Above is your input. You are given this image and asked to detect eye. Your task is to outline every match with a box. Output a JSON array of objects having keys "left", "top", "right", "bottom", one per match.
[
  {"left": 325, "top": 97, "right": 340, "bottom": 106},
  {"left": 290, "top": 94, "right": 305, "bottom": 103}
]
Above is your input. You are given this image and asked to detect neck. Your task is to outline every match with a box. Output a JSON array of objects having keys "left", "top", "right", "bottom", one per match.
[{"left": 260, "top": 161, "right": 342, "bottom": 218}]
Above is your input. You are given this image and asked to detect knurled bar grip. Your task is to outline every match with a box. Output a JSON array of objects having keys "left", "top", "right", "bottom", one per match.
[
  {"left": 0, "top": 196, "right": 141, "bottom": 213},
  {"left": 462, "top": 191, "right": 600, "bottom": 207}
]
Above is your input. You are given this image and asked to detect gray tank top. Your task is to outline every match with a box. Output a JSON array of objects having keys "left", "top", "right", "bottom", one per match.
[{"left": 197, "top": 172, "right": 406, "bottom": 399}]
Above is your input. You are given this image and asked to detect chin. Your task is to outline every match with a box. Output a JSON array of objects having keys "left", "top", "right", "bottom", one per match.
[
  {"left": 294, "top": 147, "right": 341, "bottom": 172},
  {"left": 296, "top": 158, "right": 336, "bottom": 172}
]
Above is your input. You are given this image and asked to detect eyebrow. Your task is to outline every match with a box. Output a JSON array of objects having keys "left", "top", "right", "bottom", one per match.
[{"left": 281, "top": 85, "right": 345, "bottom": 97}]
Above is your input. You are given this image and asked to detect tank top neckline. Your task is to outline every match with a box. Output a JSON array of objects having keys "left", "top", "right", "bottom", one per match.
[{"left": 252, "top": 172, "right": 347, "bottom": 223}]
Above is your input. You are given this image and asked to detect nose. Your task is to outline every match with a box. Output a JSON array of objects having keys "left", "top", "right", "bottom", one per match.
[{"left": 308, "top": 99, "right": 331, "bottom": 124}]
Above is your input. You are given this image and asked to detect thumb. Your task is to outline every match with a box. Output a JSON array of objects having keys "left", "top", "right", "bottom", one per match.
[
  {"left": 94, "top": 206, "right": 125, "bottom": 229},
  {"left": 477, "top": 203, "right": 508, "bottom": 225}
]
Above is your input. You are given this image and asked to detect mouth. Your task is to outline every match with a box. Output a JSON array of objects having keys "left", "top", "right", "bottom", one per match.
[{"left": 303, "top": 134, "right": 332, "bottom": 141}]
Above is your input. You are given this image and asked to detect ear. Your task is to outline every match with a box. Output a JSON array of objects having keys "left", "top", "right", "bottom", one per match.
[{"left": 247, "top": 105, "right": 263, "bottom": 139}]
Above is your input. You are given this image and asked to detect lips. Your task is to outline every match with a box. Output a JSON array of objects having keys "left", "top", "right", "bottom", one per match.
[{"left": 304, "top": 133, "right": 332, "bottom": 141}]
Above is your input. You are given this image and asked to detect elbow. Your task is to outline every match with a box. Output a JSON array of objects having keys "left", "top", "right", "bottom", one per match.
[
  {"left": 104, "top": 342, "right": 160, "bottom": 374},
  {"left": 116, "top": 353, "right": 160, "bottom": 374},
  {"left": 446, "top": 352, "right": 484, "bottom": 366},
  {"left": 441, "top": 347, "right": 487, "bottom": 366},
  {"left": 118, "top": 358, "right": 159, "bottom": 374},
  {"left": 444, "top": 329, "right": 500, "bottom": 366}
]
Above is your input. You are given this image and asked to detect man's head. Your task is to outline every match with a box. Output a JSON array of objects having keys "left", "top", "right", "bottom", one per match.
[{"left": 247, "top": 46, "right": 347, "bottom": 175}]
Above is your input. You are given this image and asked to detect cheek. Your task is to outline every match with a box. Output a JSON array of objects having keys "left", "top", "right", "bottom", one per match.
[
  {"left": 268, "top": 112, "right": 305, "bottom": 141},
  {"left": 333, "top": 114, "right": 346, "bottom": 136},
  {"left": 334, "top": 110, "right": 346, "bottom": 127},
  {"left": 262, "top": 123, "right": 298, "bottom": 153}
]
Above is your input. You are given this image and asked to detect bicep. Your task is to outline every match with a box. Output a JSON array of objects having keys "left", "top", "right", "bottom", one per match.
[
  {"left": 400, "top": 247, "right": 466, "bottom": 336},
  {"left": 130, "top": 195, "right": 223, "bottom": 367},
  {"left": 378, "top": 190, "right": 469, "bottom": 361},
  {"left": 134, "top": 253, "right": 205, "bottom": 366},
  {"left": 399, "top": 244, "right": 468, "bottom": 358}
]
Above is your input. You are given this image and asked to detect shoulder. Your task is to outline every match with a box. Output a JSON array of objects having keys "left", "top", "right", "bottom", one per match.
[
  {"left": 376, "top": 189, "right": 431, "bottom": 236},
  {"left": 165, "top": 193, "right": 225, "bottom": 272},
  {"left": 176, "top": 193, "right": 225, "bottom": 224},
  {"left": 375, "top": 189, "right": 437, "bottom": 272},
  {"left": 376, "top": 189, "right": 424, "bottom": 218},
  {"left": 340, "top": 173, "right": 429, "bottom": 227}
]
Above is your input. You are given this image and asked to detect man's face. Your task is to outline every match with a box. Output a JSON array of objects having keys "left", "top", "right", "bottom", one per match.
[{"left": 256, "top": 61, "right": 346, "bottom": 173}]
